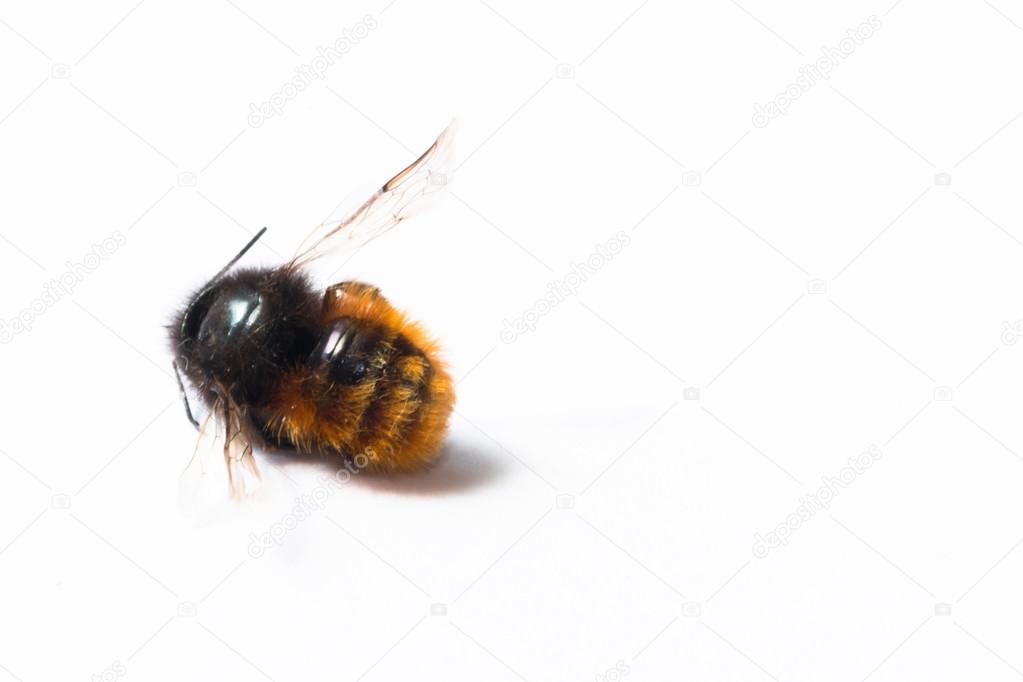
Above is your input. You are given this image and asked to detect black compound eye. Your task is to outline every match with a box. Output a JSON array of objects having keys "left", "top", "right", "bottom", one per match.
[
  {"left": 180, "top": 287, "right": 217, "bottom": 341},
  {"left": 198, "top": 287, "right": 264, "bottom": 343}
]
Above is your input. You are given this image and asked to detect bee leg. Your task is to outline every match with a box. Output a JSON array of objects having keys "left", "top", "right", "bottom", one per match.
[{"left": 172, "top": 360, "right": 201, "bottom": 430}]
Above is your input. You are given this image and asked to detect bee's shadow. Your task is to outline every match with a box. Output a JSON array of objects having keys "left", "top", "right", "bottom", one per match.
[{"left": 262, "top": 438, "right": 508, "bottom": 496}]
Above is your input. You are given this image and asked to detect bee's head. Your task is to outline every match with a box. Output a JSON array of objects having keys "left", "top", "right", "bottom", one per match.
[
  {"left": 179, "top": 278, "right": 267, "bottom": 348},
  {"left": 171, "top": 229, "right": 319, "bottom": 407},
  {"left": 173, "top": 270, "right": 277, "bottom": 399},
  {"left": 171, "top": 228, "right": 278, "bottom": 402}
]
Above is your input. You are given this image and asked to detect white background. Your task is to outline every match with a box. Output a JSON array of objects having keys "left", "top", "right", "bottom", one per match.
[{"left": 2, "top": 0, "right": 1023, "bottom": 680}]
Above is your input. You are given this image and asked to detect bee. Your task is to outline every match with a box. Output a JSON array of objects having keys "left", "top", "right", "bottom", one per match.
[{"left": 171, "top": 127, "right": 455, "bottom": 495}]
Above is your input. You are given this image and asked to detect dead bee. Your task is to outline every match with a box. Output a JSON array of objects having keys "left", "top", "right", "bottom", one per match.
[{"left": 171, "top": 127, "right": 455, "bottom": 494}]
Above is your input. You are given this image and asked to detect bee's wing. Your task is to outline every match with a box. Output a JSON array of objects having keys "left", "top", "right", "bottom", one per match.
[
  {"left": 288, "top": 123, "right": 454, "bottom": 269},
  {"left": 178, "top": 399, "right": 263, "bottom": 520},
  {"left": 221, "top": 400, "right": 263, "bottom": 498},
  {"left": 177, "top": 411, "right": 224, "bottom": 520}
]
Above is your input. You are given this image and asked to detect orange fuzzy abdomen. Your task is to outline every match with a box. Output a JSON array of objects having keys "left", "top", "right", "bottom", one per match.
[{"left": 261, "top": 283, "right": 454, "bottom": 471}]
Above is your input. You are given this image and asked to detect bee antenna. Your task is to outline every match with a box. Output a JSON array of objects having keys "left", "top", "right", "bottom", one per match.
[
  {"left": 212, "top": 227, "right": 267, "bottom": 282},
  {"left": 177, "top": 227, "right": 268, "bottom": 341}
]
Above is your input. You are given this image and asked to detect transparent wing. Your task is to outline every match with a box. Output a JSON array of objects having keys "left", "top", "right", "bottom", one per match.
[
  {"left": 177, "top": 398, "right": 263, "bottom": 520},
  {"left": 288, "top": 123, "right": 455, "bottom": 269},
  {"left": 221, "top": 399, "right": 262, "bottom": 498}
]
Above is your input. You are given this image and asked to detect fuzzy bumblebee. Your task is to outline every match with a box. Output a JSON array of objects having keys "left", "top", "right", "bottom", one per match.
[{"left": 171, "top": 128, "right": 455, "bottom": 493}]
